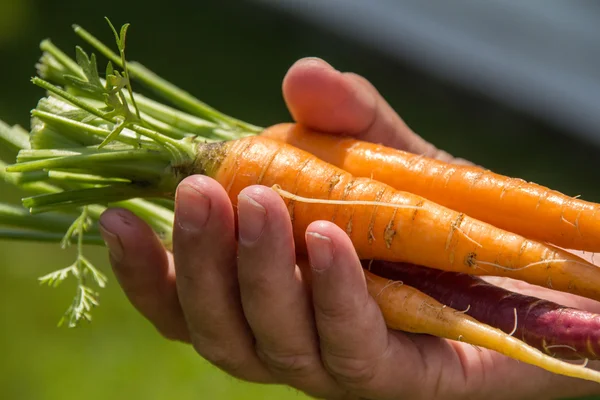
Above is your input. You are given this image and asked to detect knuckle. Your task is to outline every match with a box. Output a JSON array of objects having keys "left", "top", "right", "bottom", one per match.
[
  {"left": 200, "top": 345, "right": 250, "bottom": 378},
  {"left": 256, "top": 345, "right": 317, "bottom": 378},
  {"left": 314, "top": 292, "right": 371, "bottom": 325},
  {"left": 315, "top": 301, "right": 358, "bottom": 323},
  {"left": 324, "top": 352, "right": 378, "bottom": 389},
  {"left": 155, "top": 325, "right": 184, "bottom": 342},
  {"left": 244, "top": 271, "right": 278, "bottom": 296},
  {"left": 190, "top": 334, "right": 253, "bottom": 380}
]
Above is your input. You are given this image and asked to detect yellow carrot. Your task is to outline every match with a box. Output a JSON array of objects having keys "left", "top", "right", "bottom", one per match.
[{"left": 365, "top": 270, "right": 600, "bottom": 384}]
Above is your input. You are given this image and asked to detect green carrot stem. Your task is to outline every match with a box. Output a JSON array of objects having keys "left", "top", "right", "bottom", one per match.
[
  {"left": 3, "top": 154, "right": 175, "bottom": 241},
  {"left": 122, "top": 92, "right": 236, "bottom": 140},
  {"left": 70, "top": 84, "right": 233, "bottom": 142},
  {"left": 144, "top": 198, "right": 174, "bottom": 210},
  {"left": 17, "top": 147, "right": 117, "bottom": 161},
  {"left": 40, "top": 39, "right": 85, "bottom": 79},
  {"left": 15, "top": 180, "right": 63, "bottom": 195},
  {"left": 126, "top": 111, "right": 189, "bottom": 140},
  {"left": 50, "top": 87, "right": 201, "bottom": 141},
  {"left": 31, "top": 109, "right": 160, "bottom": 149},
  {"left": 8, "top": 170, "right": 48, "bottom": 184},
  {"left": 23, "top": 185, "right": 163, "bottom": 214},
  {"left": 0, "top": 203, "right": 90, "bottom": 233},
  {"left": 33, "top": 77, "right": 107, "bottom": 120},
  {"left": 32, "top": 77, "right": 194, "bottom": 160},
  {"left": 72, "top": 24, "right": 262, "bottom": 133},
  {"left": 0, "top": 229, "right": 104, "bottom": 245},
  {"left": 1, "top": 160, "right": 57, "bottom": 193},
  {"left": 47, "top": 171, "right": 131, "bottom": 184},
  {"left": 0, "top": 122, "right": 30, "bottom": 152},
  {"left": 36, "top": 37, "right": 251, "bottom": 142},
  {"left": 32, "top": 110, "right": 113, "bottom": 147},
  {"left": 11, "top": 148, "right": 169, "bottom": 178}
]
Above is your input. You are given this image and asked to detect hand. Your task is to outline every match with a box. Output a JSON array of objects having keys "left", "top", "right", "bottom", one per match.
[{"left": 99, "top": 58, "right": 600, "bottom": 400}]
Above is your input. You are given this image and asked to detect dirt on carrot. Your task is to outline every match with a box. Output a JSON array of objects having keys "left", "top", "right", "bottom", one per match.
[
  {"left": 7, "top": 19, "right": 600, "bottom": 385},
  {"left": 188, "top": 136, "right": 600, "bottom": 302},
  {"left": 261, "top": 123, "right": 600, "bottom": 252},
  {"left": 365, "top": 260, "right": 600, "bottom": 360},
  {"left": 364, "top": 270, "right": 600, "bottom": 384}
]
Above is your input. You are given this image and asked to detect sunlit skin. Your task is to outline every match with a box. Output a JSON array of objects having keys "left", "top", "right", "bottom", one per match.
[{"left": 98, "top": 58, "right": 600, "bottom": 400}]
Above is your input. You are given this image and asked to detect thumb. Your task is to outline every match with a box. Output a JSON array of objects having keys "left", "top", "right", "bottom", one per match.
[{"left": 282, "top": 57, "right": 461, "bottom": 163}]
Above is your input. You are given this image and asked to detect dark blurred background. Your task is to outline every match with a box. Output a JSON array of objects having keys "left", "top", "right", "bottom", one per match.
[{"left": 1, "top": 0, "right": 600, "bottom": 399}]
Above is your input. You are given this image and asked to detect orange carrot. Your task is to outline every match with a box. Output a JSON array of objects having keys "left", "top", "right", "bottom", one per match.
[
  {"left": 261, "top": 123, "right": 600, "bottom": 252},
  {"left": 193, "top": 136, "right": 600, "bottom": 301},
  {"left": 12, "top": 21, "right": 600, "bottom": 383},
  {"left": 364, "top": 270, "right": 600, "bottom": 384},
  {"left": 13, "top": 133, "right": 600, "bottom": 299}
]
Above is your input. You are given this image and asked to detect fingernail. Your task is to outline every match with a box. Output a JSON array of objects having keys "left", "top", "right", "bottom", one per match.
[
  {"left": 301, "top": 57, "right": 335, "bottom": 70},
  {"left": 99, "top": 222, "right": 124, "bottom": 262},
  {"left": 306, "top": 232, "right": 333, "bottom": 271},
  {"left": 237, "top": 193, "right": 266, "bottom": 245},
  {"left": 176, "top": 184, "right": 210, "bottom": 231}
]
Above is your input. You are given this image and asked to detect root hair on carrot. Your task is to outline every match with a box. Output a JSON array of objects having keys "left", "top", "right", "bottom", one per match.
[
  {"left": 374, "top": 279, "right": 404, "bottom": 300},
  {"left": 581, "top": 358, "right": 589, "bottom": 368},
  {"left": 453, "top": 304, "right": 471, "bottom": 314},
  {"left": 271, "top": 185, "right": 423, "bottom": 210},
  {"left": 545, "top": 344, "right": 578, "bottom": 353},
  {"left": 475, "top": 258, "right": 592, "bottom": 272},
  {"left": 508, "top": 308, "right": 518, "bottom": 337},
  {"left": 366, "top": 259, "right": 375, "bottom": 271}
]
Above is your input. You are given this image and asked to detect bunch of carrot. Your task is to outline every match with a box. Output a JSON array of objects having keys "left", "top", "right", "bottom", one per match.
[{"left": 3, "top": 20, "right": 600, "bottom": 384}]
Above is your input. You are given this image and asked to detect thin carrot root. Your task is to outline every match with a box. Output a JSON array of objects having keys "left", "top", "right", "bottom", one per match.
[
  {"left": 251, "top": 161, "right": 600, "bottom": 302},
  {"left": 271, "top": 185, "right": 423, "bottom": 211},
  {"left": 454, "top": 304, "right": 471, "bottom": 314},
  {"left": 508, "top": 308, "right": 518, "bottom": 337},
  {"left": 7, "top": 20, "right": 600, "bottom": 387},
  {"left": 366, "top": 260, "right": 600, "bottom": 360},
  {"left": 262, "top": 123, "right": 600, "bottom": 252},
  {"left": 364, "top": 270, "right": 600, "bottom": 384}
]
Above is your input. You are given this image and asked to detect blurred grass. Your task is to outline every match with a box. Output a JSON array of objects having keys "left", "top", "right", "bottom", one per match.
[
  {"left": 0, "top": 241, "right": 305, "bottom": 399},
  {"left": 2, "top": 0, "right": 600, "bottom": 399}
]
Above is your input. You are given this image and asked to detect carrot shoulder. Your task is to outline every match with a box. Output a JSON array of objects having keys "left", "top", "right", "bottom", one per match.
[
  {"left": 364, "top": 270, "right": 600, "bottom": 384},
  {"left": 195, "top": 136, "right": 600, "bottom": 302},
  {"left": 261, "top": 123, "right": 600, "bottom": 252}
]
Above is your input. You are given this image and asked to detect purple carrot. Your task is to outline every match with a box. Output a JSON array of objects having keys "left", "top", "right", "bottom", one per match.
[{"left": 364, "top": 260, "right": 600, "bottom": 360}]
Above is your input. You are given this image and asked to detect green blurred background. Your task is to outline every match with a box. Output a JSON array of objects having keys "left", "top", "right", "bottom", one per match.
[{"left": 2, "top": 0, "right": 600, "bottom": 399}]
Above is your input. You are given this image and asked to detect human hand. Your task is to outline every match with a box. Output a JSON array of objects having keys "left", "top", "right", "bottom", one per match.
[{"left": 99, "top": 58, "right": 600, "bottom": 400}]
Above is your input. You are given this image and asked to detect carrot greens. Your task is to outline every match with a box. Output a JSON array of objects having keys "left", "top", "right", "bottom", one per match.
[
  {"left": 5, "top": 18, "right": 600, "bottom": 385},
  {"left": 0, "top": 18, "right": 238, "bottom": 326}
]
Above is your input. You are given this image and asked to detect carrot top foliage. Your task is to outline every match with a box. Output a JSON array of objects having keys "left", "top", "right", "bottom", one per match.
[
  {"left": 5, "top": 17, "right": 600, "bottom": 388},
  {"left": 0, "top": 19, "right": 261, "bottom": 326}
]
